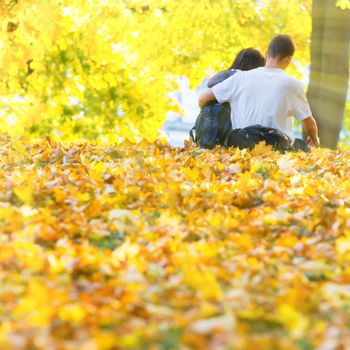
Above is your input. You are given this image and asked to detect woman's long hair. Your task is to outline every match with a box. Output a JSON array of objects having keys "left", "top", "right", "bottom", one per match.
[{"left": 229, "top": 48, "right": 265, "bottom": 71}]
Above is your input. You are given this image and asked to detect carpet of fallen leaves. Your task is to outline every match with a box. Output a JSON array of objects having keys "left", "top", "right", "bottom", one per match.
[{"left": 1, "top": 135, "right": 350, "bottom": 350}]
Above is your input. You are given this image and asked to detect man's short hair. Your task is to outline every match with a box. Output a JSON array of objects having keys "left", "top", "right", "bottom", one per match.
[{"left": 267, "top": 35, "right": 295, "bottom": 60}]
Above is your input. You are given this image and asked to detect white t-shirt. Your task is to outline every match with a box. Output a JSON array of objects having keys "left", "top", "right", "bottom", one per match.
[{"left": 212, "top": 67, "right": 312, "bottom": 140}]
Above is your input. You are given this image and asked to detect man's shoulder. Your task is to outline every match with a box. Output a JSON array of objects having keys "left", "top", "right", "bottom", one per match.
[
  {"left": 280, "top": 72, "right": 303, "bottom": 87},
  {"left": 236, "top": 67, "right": 263, "bottom": 81},
  {"left": 244, "top": 67, "right": 264, "bottom": 75}
]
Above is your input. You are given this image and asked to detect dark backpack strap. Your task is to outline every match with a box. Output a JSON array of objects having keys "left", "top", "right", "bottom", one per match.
[
  {"left": 225, "top": 125, "right": 294, "bottom": 152},
  {"left": 293, "top": 138, "right": 311, "bottom": 152},
  {"left": 193, "top": 104, "right": 219, "bottom": 149},
  {"left": 217, "top": 103, "right": 232, "bottom": 146},
  {"left": 189, "top": 127, "right": 196, "bottom": 142},
  {"left": 225, "top": 128, "right": 260, "bottom": 149}
]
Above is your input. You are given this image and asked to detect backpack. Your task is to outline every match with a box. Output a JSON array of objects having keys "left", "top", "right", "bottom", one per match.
[
  {"left": 225, "top": 124, "right": 294, "bottom": 152},
  {"left": 189, "top": 102, "right": 232, "bottom": 149}
]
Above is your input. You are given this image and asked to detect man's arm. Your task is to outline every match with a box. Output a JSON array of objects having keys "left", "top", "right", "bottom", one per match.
[
  {"left": 207, "top": 70, "right": 234, "bottom": 88},
  {"left": 198, "top": 89, "right": 217, "bottom": 109},
  {"left": 302, "top": 116, "right": 319, "bottom": 147}
]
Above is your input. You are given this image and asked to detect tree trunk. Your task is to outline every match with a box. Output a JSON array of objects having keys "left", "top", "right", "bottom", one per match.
[{"left": 307, "top": 0, "right": 350, "bottom": 149}]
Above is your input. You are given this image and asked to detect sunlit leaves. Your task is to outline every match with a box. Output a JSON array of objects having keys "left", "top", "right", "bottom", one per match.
[
  {"left": 336, "top": 0, "right": 350, "bottom": 9},
  {"left": 0, "top": 0, "right": 311, "bottom": 141},
  {"left": 0, "top": 136, "right": 350, "bottom": 348}
]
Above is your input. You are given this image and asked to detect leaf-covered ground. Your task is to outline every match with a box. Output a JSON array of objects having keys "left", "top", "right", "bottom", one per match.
[{"left": 1, "top": 136, "right": 350, "bottom": 350}]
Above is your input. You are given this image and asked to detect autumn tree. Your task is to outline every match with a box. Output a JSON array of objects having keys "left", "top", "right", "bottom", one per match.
[
  {"left": 0, "top": 0, "right": 311, "bottom": 142},
  {"left": 307, "top": 0, "right": 350, "bottom": 148}
]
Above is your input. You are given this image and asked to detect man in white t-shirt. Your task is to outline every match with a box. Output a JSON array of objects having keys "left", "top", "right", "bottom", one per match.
[{"left": 198, "top": 35, "right": 319, "bottom": 147}]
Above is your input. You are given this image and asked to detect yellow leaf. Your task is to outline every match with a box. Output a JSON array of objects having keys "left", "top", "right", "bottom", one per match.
[
  {"left": 14, "top": 280, "right": 54, "bottom": 327},
  {"left": 94, "top": 332, "right": 118, "bottom": 350},
  {"left": 14, "top": 185, "right": 33, "bottom": 205},
  {"left": 183, "top": 267, "right": 223, "bottom": 301},
  {"left": 58, "top": 304, "right": 86, "bottom": 324},
  {"left": 277, "top": 304, "right": 308, "bottom": 337},
  {"left": 11, "top": 140, "right": 26, "bottom": 154},
  {"left": 336, "top": 237, "right": 350, "bottom": 255}
]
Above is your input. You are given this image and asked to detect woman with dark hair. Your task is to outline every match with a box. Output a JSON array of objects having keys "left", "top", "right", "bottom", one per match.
[
  {"left": 208, "top": 48, "right": 266, "bottom": 88},
  {"left": 190, "top": 48, "right": 265, "bottom": 149}
]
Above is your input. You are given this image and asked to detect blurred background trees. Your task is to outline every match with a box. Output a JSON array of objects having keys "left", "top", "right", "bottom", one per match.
[
  {"left": 0, "top": 0, "right": 349, "bottom": 146},
  {"left": 307, "top": 0, "right": 350, "bottom": 148}
]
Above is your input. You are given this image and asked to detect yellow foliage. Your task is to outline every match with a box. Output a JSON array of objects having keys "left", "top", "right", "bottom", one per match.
[
  {"left": 0, "top": 0, "right": 311, "bottom": 141},
  {"left": 58, "top": 304, "right": 86, "bottom": 324},
  {"left": 1, "top": 128, "right": 350, "bottom": 348},
  {"left": 276, "top": 304, "right": 309, "bottom": 337},
  {"left": 14, "top": 280, "right": 56, "bottom": 327},
  {"left": 337, "top": 0, "right": 350, "bottom": 9}
]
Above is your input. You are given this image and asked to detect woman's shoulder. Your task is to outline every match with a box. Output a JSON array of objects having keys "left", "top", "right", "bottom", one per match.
[{"left": 207, "top": 69, "right": 237, "bottom": 88}]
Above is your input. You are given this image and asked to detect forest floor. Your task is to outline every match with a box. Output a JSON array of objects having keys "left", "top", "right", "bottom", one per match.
[{"left": 1, "top": 136, "right": 350, "bottom": 350}]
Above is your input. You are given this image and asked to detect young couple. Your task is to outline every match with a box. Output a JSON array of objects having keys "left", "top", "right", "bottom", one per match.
[{"left": 196, "top": 35, "right": 319, "bottom": 151}]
